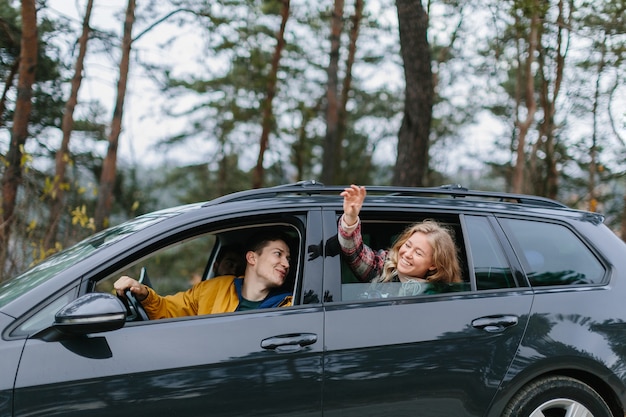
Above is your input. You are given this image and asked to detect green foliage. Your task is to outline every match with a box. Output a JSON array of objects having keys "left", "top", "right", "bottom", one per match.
[
  {"left": 0, "top": 0, "right": 20, "bottom": 59},
  {"left": 0, "top": 6, "right": 65, "bottom": 129}
]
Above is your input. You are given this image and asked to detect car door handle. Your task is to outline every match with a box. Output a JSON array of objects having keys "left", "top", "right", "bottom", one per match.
[
  {"left": 261, "top": 333, "right": 318, "bottom": 353},
  {"left": 472, "top": 315, "right": 519, "bottom": 333}
]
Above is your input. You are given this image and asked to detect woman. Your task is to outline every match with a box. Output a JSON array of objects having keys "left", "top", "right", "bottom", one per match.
[{"left": 339, "top": 185, "right": 462, "bottom": 295}]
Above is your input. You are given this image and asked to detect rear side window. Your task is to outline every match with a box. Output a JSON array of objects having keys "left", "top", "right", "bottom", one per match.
[
  {"left": 465, "top": 216, "right": 516, "bottom": 290},
  {"left": 499, "top": 218, "right": 606, "bottom": 286}
]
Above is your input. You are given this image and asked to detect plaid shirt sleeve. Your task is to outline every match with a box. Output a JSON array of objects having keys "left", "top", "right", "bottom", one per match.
[{"left": 338, "top": 215, "right": 387, "bottom": 283}]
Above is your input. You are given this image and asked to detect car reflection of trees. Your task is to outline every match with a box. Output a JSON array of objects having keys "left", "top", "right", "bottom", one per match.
[
  {"left": 139, "top": 342, "right": 321, "bottom": 417},
  {"left": 505, "top": 312, "right": 626, "bottom": 387},
  {"left": 323, "top": 311, "right": 626, "bottom": 415},
  {"left": 589, "top": 319, "right": 626, "bottom": 378},
  {"left": 49, "top": 341, "right": 322, "bottom": 417},
  {"left": 528, "top": 270, "right": 591, "bottom": 286},
  {"left": 322, "top": 315, "right": 526, "bottom": 415}
]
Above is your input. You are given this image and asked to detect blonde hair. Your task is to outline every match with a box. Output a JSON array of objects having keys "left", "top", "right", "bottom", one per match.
[{"left": 379, "top": 219, "right": 462, "bottom": 284}]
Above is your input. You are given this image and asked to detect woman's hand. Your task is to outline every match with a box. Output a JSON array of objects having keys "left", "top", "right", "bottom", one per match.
[{"left": 340, "top": 185, "right": 366, "bottom": 226}]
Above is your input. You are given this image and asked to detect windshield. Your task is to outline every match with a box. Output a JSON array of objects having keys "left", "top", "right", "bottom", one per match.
[{"left": 0, "top": 204, "right": 201, "bottom": 309}]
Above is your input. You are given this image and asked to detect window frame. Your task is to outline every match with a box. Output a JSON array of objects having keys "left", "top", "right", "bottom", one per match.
[{"left": 461, "top": 214, "right": 528, "bottom": 291}]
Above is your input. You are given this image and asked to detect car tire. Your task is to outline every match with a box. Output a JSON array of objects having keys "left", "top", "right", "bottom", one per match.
[{"left": 502, "top": 375, "right": 614, "bottom": 417}]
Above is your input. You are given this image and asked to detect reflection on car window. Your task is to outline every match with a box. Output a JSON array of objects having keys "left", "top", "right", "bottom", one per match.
[
  {"left": 500, "top": 218, "right": 606, "bottom": 286},
  {"left": 465, "top": 216, "right": 516, "bottom": 290},
  {"left": 12, "top": 288, "right": 76, "bottom": 336}
]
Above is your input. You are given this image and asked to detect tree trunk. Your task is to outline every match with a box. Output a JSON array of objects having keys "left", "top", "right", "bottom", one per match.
[
  {"left": 95, "top": 0, "right": 135, "bottom": 231},
  {"left": 321, "top": 0, "right": 344, "bottom": 185},
  {"left": 621, "top": 195, "right": 626, "bottom": 242},
  {"left": 252, "top": 0, "right": 290, "bottom": 189},
  {"left": 392, "top": 0, "right": 433, "bottom": 187},
  {"left": 528, "top": 0, "right": 567, "bottom": 200},
  {"left": 511, "top": 2, "right": 540, "bottom": 194},
  {"left": 44, "top": 0, "right": 94, "bottom": 249},
  {"left": 0, "top": 18, "right": 19, "bottom": 128},
  {"left": 587, "top": 31, "right": 608, "bottom": 213},
  {"left": 0, "top": 61, "right": 19, "bottom": 128},
  {"left": 0, "top": 0, "right": 37, "bottom": 280},
  {"left": 292, "top": 98, "right": 322, "bottom": 182},
  {"left": 544, "top": 0, "right": 567, "bottom": 200},
  {"left": 335, "top": 0, "right": 363, "bottom": 184}
]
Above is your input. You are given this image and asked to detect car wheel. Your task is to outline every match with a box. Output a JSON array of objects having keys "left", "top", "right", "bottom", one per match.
[{"left": 503, "top": 375, "right": 614, "bottom": 417}]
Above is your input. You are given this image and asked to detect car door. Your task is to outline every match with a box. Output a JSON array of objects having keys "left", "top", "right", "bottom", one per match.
[
  {"left": 14, "top": 308, "right": 323, "bottom": 417},
  {"left": 321, "top": 211, "right": 534, "bottom": 417},
  {"left": 11, "top": 211, "right": 325, "bottom": 417}
]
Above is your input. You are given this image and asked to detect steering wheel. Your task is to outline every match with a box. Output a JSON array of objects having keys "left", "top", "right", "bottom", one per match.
[{"left": 123, "top": 267, "right": 150, "bottom": 321}]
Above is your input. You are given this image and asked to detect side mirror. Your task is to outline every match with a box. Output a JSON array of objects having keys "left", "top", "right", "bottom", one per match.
[{"left": 53, "top": 293, "right": 127, "bottom": 335}]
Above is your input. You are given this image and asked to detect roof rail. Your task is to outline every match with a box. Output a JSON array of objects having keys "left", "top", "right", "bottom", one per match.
[
  {"left": 202, "top": 180, "right": 329, "bottom": 206},
  {"left": 202, "top": 181, "right": 568, "bottom": 208}
]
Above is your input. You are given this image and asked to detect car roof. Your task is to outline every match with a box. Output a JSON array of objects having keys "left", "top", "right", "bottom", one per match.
[{"left": 198, "top": 180, "right": 604, "bottom": 224}]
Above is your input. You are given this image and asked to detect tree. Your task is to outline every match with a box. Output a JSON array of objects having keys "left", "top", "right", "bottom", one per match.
[
  {"left": 510, "top": 0, "right": 542, "bottom": 194},
  {"left": 333, "top": 0, "right": 365, "bottom": 185},
  {"left": 337, "top": 0, "right": 363, "bottom": 150},
  {"left": 0, "top": 0, "right": 21, "bottom": 128},
  {"left": 0, "top": 0, "right": 37, "bottom": 277},
  {"left": 253, "top": 0, "right": 291, "bottom": 189},
  {"left": 44, "top": 0, "right": 94, "bottom": 249},
  {"left": 574, "top": 0, "right": 626, "bottom": 212},
  {"left": 94, "top": 0, "right": 135, "bottom": 231},
  {"left": 392, "top": 0, "right": 433, "bottom": 186},
  {"left": 532, "top": 0, "right": 569, "bottom": 200},
  {"left": 321, "top": 0, "right": 345, "bottom": 185}
]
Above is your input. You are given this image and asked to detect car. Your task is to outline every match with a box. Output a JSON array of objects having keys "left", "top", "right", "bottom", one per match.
[{"left": 1, "top": 181, "right": 626, "bottom": 417}]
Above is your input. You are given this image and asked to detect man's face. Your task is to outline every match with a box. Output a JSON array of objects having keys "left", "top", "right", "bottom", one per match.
[
  {"left": 249, "top": 240, "right": 290, "bottom": 288},
  {"left": 214, "top": 251, "right": 244, "bottom": 276}
]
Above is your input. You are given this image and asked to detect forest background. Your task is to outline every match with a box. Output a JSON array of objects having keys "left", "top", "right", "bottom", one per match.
[{"left": 0, "top": 0, "right": 625, "bottom": 281}]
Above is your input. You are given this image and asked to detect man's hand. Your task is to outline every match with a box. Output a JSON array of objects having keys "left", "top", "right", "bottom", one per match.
[
  {"left": 340, "top": 184, "right": 366, "bottom": 226},
  {"left": 114, "top": 276, "right": 148, "bottom": 301}
]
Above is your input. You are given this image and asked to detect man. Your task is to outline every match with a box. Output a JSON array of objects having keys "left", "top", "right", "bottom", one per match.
[{"left": 114, "top": 232, "right": 293, "bottom": 319}]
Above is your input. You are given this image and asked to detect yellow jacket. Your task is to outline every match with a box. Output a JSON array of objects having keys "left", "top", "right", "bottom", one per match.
[{"left": 141, "top": 275, "right": 292, "bottom": 319}]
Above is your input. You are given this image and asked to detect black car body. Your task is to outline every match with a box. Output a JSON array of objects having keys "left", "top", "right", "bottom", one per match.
[{"left": 2, "top": 182, "right": 626, "bottom": 417}]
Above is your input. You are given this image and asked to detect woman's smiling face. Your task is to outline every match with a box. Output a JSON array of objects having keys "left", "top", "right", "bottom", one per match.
[{"left": 396, "top": 232, "right": 436, "bottom": 279}]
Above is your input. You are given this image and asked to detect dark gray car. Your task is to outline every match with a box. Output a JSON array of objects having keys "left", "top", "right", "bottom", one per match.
[{"left": 2, "top": 182, "right": 626, "bottom": 417}]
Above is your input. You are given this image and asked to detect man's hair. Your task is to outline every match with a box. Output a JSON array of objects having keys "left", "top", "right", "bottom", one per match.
[{"left": 246, "top": 230, "right": 292, "bottom": 254}]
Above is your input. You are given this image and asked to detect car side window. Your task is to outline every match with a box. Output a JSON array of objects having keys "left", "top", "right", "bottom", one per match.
[
  {"left": 339, "top": 217, "right": 470, "bottom": 301},
  {"left": 499, "top": 218, "right": 606, "bottom": 286},
  {"left": 96, "top": 234, "right": 218, "bottom": 296},
  {"left": 94, "top": 221, "right": 303, "bottom": 320},
  {"left": 465, "top": 216, "right": 516, "bottom": 290},
  {"left": 12, "top": 287, "right": 76, "bottom": 336}
]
